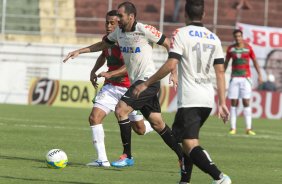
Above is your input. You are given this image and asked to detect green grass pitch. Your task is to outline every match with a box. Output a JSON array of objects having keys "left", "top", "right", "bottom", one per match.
[{"left": 0, "top": 104, "right": 281, "bottom": 184}]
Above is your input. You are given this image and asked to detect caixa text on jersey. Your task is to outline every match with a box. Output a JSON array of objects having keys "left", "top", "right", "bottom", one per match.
[{"left": 119, "top": 46, "right": 141, "bottom": 53}]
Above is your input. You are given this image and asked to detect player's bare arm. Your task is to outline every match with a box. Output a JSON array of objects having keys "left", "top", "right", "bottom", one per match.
[
  {"left": 63, "top": 41, "right": 111, "bottom": 63},
  {"left": 161, "top": 37, "right": 178, "bottom": 88},
  {"left": 161, "top": 38, "right": 171, "bottom": 52},
  {"left": 90, "top": 53, "right": 106, "bottom": 88},
  {"left": 98, "top": 65, "right": 127, "bottom": 79},
  {"left": 133, "top": 58, "right": 178, "bottom": 98},
  {"left": 224, "top": 56, "right": 230, "bottom": 71},
  {"left": 214, "top": 63, "right": 230, "bottom": 123}
]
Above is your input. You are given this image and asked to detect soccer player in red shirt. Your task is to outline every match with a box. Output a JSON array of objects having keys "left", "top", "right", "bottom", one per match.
[{"left": 225, "top": 29, "right": 262, "bottom": 135}]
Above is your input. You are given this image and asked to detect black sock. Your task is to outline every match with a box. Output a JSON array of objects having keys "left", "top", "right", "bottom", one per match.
[
  {"left": 180, "top": 153, "right": 193, "bottom": 183},
  {"left": 118, "top": 119, "right": 132, "bottom": 158},
  {"left": 158, "top": 124, "right": 183, "bottom": 160},
  {"left": 189, "top": 146, "right": 221, "bottom": 180}
]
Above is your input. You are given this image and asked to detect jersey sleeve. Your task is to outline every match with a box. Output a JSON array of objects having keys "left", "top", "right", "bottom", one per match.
[
  {"left": 168, "top": 29, "right": 183, "bottom": 61},
  {"left": 213, "top": 40, "right": 225, "bottom": 65},
  {"left": 143, "top": 24, "right": 165, "bottom": 45},
  {"left": 249, "top": 45, "right": 256, "bottom": 60}
]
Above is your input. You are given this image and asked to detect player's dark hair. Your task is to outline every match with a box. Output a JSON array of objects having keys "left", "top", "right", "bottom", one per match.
[
  {"left": 118, "top": 1, "right": 137, "bottom": 17},
  {"left": 106, "top": 10, "right": 118, "bottom": 17},
  {"left": 185, "top": 0, "right": 204, "bottom": 20},
  {"left": 233, "top": 29, "right": 243, "bottom": 36}
]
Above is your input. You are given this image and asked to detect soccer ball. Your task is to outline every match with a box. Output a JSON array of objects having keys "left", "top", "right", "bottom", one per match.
[{"left": 46, "top": 149, "right": 68, "bottom": 169}]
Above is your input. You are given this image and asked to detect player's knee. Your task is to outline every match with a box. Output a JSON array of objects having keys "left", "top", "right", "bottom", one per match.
[
  {"left": 88, "top": 114, "right": 101, "bottom": 126},
  {"left": 133, "top": 128, "right": 145, "bottom": 135},
  {"left": 115, "top": 106, "right": 128, "bottom": 120},
  {"left": 132, "top": 124, "right": 145, "bottom": 135},
  {"left": 150, "top": 121, "right": 164, "bottom": 133},
  {"left": 242, "top": 100, "right": 250, "bottom": 107}
]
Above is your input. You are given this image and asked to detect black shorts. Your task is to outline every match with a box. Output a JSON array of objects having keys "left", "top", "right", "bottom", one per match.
[
  {"left": 120, "top": 80, "right": 161, "bottom": 119},
  {"left": 172, "top": 107, "right": 212, "bottom": 142}
]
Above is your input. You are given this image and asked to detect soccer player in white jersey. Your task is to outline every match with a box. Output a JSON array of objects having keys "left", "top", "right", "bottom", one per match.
[
  {"left": 85, "top": 10, "right": 153, "bottom": 168},
  {"left": 133, "top": 0, "right": 232, "bottom": 183},
  {"left": 63, "top": 1, "right": 183, "bottom": 168}
]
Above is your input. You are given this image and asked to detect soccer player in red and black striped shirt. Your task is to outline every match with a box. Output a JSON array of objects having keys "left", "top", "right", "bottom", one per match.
[{"left": 224, "top": 29, "right": 262, "bottom": 135}]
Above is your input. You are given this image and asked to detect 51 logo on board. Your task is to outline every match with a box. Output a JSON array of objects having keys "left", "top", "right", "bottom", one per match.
[{"left": 28, "top": 78, "right": 59, "bottom": 105}]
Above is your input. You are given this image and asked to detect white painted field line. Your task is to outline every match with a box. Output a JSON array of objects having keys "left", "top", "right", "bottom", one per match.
[{"left": 0, "top": 117, "right": 119, "bottom": 132}]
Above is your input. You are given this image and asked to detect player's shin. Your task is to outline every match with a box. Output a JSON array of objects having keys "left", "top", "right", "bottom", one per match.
[
  {"left": 118, "top": 119, "right": 132, "bottom": 158},
  {"left": 230, "top": 106, "right": 237, "bottom": 130},
  {"left": 158, "top": 124, "right": 183, "bottom": 160},
  {"left": 189, "top": 146, "right": 222, "bottom": 180},
  {"left": 180, "top": 153, "right": 193, "bottom": 183},
  {"left": 243, "top": 106, "right": 252, "bottom": 129},
  {"left": 90, "top": 124, "right": 108, "bottom": 161}
]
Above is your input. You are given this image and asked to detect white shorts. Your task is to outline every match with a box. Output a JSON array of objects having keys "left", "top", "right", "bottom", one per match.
[
  {"left": 227, "top": 77, "right": 252, "bottom": 99},
  {"left": 93, "top": 84, "right": 143, "bottom": 121}
]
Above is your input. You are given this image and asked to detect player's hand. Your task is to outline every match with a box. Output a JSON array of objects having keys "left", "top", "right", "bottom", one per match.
[
  {"left": 133, "top": 82, "right": 148, "bottom": 99},
  {"left": 258, "top": 75, "right": 263, "bottom": 85},
  {"left": 98, "top": 72, "right": 112, "bottom": 79},
  {"left": 63, "top": 50, "right": 80, "bottom": 63},
  {"left": 218, "top": 105, "right": 230, "bottom": 124},
  {"left": 169, "top": 72, "right": 178, "bottom": 90},
  {"left": 90, "top": 71, "right": 98, "bottom": 89}
]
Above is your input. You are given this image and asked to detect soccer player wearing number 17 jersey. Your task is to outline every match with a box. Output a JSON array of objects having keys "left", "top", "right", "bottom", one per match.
[{"left": 133, "top": 0, "right": 231, "bottom": 183}]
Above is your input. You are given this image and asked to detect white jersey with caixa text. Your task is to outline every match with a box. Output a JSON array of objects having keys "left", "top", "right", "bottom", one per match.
[
  {"left": 105, "top": 22, "right": 166, "bottom": 83},
  {"left": 169, "top": 23, "right": 224, "bottom": 108}
]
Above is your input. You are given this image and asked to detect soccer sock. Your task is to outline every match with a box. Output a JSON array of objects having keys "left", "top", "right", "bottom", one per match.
[
  {"left": 158, "top": 124, "right": 183, "bottom": 160},
  {"left": 144, "top": 120, "right": 154, "bottom": 134},
  {"left": 90, "top": 124, "right": 108, "bottom": 161},
  {"left": 180, "top": 153, "right": 193, "bottom": 183},
  {"left": 230, "top": 106, "right": 237, "bottom": 130},
  {"left": 189, "top": 146, "right": 221, "bottom": 180},
  {"left": 118, "top": 119, "right": 132, "bottom": 158},
  {"left": 243, "top": 107, "right": 252, "bottom": 130}
]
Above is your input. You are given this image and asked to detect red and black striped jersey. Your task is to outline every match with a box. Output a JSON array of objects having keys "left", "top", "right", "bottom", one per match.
[
  {"left": 226, "top": 43, "right": 256, "bottom": 78},
  {"left": 101, "top": 35, "right": 130, "bottom": 88}
]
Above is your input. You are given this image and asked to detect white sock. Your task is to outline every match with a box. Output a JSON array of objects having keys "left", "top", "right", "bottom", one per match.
[
  {"left": 230, "top": 107, "right": 237, "bottom": 130},
  {"left": 90, "top": 124, "right": 108, "bottom": 161},
  {"left": 144, "top": 120, "right": 154, "bottom": 134},
  {"left": 243, "top": 107, "right": 252, "bottom": 130}
]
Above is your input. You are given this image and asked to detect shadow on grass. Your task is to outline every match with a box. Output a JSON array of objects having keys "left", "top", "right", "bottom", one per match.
[
  {"left": 0, "top": 154, "right": 131, "bottom": 171},
  {"left": 0, "top": 154, "right": 86, "bottom": 168},
  {"left": 0, "top": 175, "right": 98, "bottom": 184}
]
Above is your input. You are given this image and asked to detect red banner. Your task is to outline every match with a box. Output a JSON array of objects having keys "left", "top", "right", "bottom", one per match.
[{"left": 161, "top": 86, "right": 282, "bottom": 119}]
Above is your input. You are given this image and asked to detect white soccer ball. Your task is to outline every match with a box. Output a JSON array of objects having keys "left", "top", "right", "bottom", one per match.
[{"left": 46, "top": 149, "right": 68, "bottom": 169}]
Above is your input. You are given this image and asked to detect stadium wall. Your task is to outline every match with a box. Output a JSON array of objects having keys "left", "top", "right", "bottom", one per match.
[{"left": 0, "top": 41, "right": 281, "bottom": 119}]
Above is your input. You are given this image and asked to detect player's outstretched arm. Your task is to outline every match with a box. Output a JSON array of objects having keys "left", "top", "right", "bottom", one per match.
[
  {"left": 63, "top": 41, "right": 110, "bottom": 63},
  {"left": 90, "top": 54, "right": 106, "bottom": 88},
  {"left": 214, "top": 63, "right": 230, "bottom": 124},
  {"left": 98, "top": 65, "right": 127, "bottom": 79}
]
